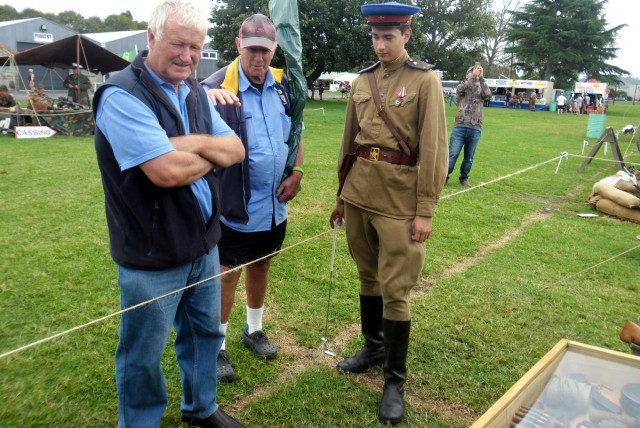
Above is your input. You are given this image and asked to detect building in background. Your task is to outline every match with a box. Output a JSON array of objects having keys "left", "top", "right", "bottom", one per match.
[{"left": 0, "top": 18, "right": 221, "bottom": 98}]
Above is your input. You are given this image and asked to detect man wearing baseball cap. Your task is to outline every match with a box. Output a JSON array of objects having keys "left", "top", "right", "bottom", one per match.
[
  {"left": 329, "top": 1, "right": 448, "bottom": 424},
  {"left": 202, "top": 13, "right": 304, "bottom": 384}
]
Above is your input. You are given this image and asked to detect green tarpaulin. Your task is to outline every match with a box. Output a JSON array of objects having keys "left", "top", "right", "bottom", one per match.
[{"left": 268, "top": 0, "right": 307, "bottom": 178}]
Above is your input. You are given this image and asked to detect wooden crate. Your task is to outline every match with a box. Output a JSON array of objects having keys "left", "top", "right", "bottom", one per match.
[{"left": 471, "top": 339, "right": 640, "bottom": 428}]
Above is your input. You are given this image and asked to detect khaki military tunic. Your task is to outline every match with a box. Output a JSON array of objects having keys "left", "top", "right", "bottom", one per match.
[
  {"left": 337, "top": 50, "right": 448, "bottom": 320},
  {"left": 338, "top": 50, "right": 448, "bottom": 218}
]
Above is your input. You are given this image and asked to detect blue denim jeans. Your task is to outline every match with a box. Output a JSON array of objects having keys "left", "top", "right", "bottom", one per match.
[
  {"left": 447, "top": 125, "right": 482, "bottom": 181},
  {"left": 116, "top": 247, "right": 223, "bottom": 427}
]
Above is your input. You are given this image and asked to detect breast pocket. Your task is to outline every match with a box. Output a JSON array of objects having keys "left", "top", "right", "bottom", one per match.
[{"left": 352, "top": 92, "right": 372, "bottom": 119}]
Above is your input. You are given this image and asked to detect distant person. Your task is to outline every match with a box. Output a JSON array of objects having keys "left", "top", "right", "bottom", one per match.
[
  {"left": 29, "top": 83, "right": 51, "bottom": 110},
  {"left": 583, "top": 94, "right": 591, "bottom": 114},
  {"left": 556, "top": 92, "right": 567, "bottom": 115},
  {"left": 318, "top": 83, "right": 324, "bottom": 100},
  {"left": 0, "top": 84, "right": 16, "bottom": 110},
  {"left": 447, "top": 63, "right": 492, "bottom": 188},
  {"left": 28, "top": 69, "right": 35, "bottom": 91},
  {"left": 448, "top": 90, "right": 457, "bottom": 107},
  {"left": 340, "top": 83, "right": 348, "bottom": 98},
  {"left": 576, "top": 94, "right": 583, "bottom": 116},
  {"left": 515, "top": 91, "right": 524, "bottom": 109},
  {"left": 529, "top": 91, "right": 537, "bottom": 111},
  {"left": 64, "top": 64, "right": 91, "bottom": 107}
]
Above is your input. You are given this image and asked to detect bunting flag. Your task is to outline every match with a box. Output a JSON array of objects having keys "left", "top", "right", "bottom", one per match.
[{"left": 119, "top": 46, "right": 138, "bottom": 62}]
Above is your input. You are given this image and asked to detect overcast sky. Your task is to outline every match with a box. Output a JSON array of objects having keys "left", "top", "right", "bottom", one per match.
[{"left": 5, "top": 0, "right": 640, "bottom": 78}]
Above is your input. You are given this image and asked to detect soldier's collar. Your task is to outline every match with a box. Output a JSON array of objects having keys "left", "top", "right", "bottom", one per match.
[{"left": 381, "top": 50, "right": 409, "bottom": 72}]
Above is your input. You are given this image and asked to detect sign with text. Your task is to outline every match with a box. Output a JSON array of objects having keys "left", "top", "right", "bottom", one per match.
[
  {"left": 33, "top": 32, "right": 53, "bottom": 43},
  {"left": 15, "top": 126, "right": 58, "bottom": 139}
]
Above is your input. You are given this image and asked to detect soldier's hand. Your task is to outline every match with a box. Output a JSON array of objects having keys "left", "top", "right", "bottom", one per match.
[
  {"left": 411, "top": 216, "right": 432, "bottom": 243},
  {"left": 207, "top": 88, "right": 241, "bottom": 107},
  {"left": 329, "top": 204, "right": 344, "bottom": 229}
]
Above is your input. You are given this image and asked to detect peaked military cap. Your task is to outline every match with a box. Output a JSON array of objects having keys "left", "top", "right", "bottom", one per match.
[{"left": 361, "top": 2, "right": 421, "bottom": 27}]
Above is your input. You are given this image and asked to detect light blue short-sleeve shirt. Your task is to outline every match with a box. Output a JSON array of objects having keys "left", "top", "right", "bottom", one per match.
[
  {"left": 96, "top": 65, "right": 235, "bottom": 221},
  {"left": 220, "top": 62, "right": 292, "bottom": 232}
]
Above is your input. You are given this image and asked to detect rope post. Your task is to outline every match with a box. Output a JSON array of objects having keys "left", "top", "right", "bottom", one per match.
[
  {"left": 582, "top": 140, "right": 589, "bottom": 155},
  {"left": 555, "top": 152, "right": 569, "bottom": 174}
]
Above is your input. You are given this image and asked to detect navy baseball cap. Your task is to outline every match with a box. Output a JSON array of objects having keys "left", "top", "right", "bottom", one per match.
[{"left": 361, "top": 2, "right": 421, "bottom": 26}]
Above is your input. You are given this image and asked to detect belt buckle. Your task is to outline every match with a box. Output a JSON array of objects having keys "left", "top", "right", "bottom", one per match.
[{"left": 369, "top": 147, "right": 379, "bottom": 161}]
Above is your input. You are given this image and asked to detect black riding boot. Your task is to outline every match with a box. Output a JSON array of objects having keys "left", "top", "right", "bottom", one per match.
[
  {"left": 378, "top": 319, "right": 410, "bottom": 425},
  {"left": 336, "top": 295, "right": 384, "bottom": 373}
]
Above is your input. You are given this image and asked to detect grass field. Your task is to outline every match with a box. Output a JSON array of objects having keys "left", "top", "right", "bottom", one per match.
[{"left": 1, "top": 99, "right": 639, "bottom": 427}]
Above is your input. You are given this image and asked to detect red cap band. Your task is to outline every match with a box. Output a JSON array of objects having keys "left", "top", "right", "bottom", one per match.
[{"left": 367, "top": 15, "right": 412, "bottom": 25}]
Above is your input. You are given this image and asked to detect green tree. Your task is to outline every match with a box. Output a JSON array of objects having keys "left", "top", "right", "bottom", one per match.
[
  {"left": 103, "top": 14, "right": 143, "bottom": 31},
  {"left": 0, "top": 6, "right": 146, "bottom": 33},
  {"left": 505, "top": 0, "right": 627, "bottom": 87},
  {"left": 0, "top": 5, "right": 20, "bottom": 21},
  {"left": 479, "top": 0, "right": 519, "bottom": 78},
  {"left": 209, "top": 0, "right": 371, "bottom": 92},
  {"left": 411, "top": 0, "right": 495, "bottom": 80},
  {"left": 57, "top": 11, "right": 87, "bottom": 32}
]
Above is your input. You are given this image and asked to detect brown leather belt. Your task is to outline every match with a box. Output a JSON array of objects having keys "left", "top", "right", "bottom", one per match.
[{"left": 355, "top": 145, "right": 416, "bottom": 166}]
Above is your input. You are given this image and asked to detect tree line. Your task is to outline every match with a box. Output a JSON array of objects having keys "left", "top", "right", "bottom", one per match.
[
  {"left": 210, "top": 0, "right": 627, "bottom": 90},
  {"left": 0, "top": 5, "right": 146, "bottom": 33},
  {"left": 2, "top": 0, "right": 628, "bottom": 91}
]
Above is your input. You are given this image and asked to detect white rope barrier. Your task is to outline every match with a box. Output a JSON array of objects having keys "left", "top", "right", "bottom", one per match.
[
  {"left": 441, "top": 155, "right": 562, "bottom": 200},
  {"left": 566, "top": 153, "right": 640, "bottom": 166},
  {"left": 304, "top": 107, "right": 325, "bottom": 116},
  {"left": 543, "top": 244, "right": 640, "bottom": 289},
  {"left": 0, "top": 230, "right": 331, "bottom": 360},
  {"left": 2, "top": 150, "right": 638, "bottom": 359}
]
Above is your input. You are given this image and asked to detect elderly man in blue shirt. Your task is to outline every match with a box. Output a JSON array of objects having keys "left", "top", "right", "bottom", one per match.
[
  {"left": 202, "top": 13, "right": 304, "bottom": 383},
  {"left": 94, "top": 1, "right": 246, "bottom": 426}
]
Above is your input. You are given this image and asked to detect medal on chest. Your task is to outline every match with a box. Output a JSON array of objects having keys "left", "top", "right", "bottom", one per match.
[{"left": 395, "top": 87, "right": 407, "bottom": 106}]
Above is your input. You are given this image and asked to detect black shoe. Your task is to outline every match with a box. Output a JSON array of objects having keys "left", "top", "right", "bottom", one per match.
[
  {"left": 182, "top": 408, "right": 245, "bottom": 428},
  {"left": 242, "top": 327, "right": 277, "bottom": 360},
  {"left": 217, "top": 350, "right": 237, "bottom": 383}
]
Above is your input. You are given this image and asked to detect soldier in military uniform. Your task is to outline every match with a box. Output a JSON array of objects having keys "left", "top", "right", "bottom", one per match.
[
  {"left": 63, "top": 64, "right": 91, "bottom": 107},
  {"left": 328, "top": 2, "right": 448, "bottom": 425},
  {"left": 28, "top": 83, "right": 51, "bottom": 110},
  {"left": 0, "top": 84, "right": 17, "bottom": 110}
]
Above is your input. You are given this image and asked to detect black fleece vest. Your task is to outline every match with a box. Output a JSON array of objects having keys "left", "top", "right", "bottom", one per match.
[{"left": 94, "top": 51, "right": 220, "bottom": 270}]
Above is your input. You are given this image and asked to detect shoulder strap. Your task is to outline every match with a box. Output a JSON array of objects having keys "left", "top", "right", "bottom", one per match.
[{"left": 366, "top": 71, "right": 411, "bottom": 156}]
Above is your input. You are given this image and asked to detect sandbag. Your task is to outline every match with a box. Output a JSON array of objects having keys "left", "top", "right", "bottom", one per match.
[
  {"left": 599, "top": 170, "right": 640, "bottom": 198},
  {"left": 595, "top": 199, "right": 640, "bottom": 224},
  {"left": 591, "top": 182, "right": 640, "bottom": 209},
  {"left": 615, "top": 180, "right": 640, "bottom": 198}
]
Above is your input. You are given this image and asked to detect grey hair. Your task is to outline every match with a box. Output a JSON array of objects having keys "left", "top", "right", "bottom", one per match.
[{"left": 148, "top": 0, "right": 207, "bottom": 42}]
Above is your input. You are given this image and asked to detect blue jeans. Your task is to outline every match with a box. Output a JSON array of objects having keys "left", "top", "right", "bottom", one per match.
[
  {"left": 116, "top": 247, "right": 223, "bottom": 427},
  {"left": 447, "top": 126, "right": 482, "bottom": 181}
]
